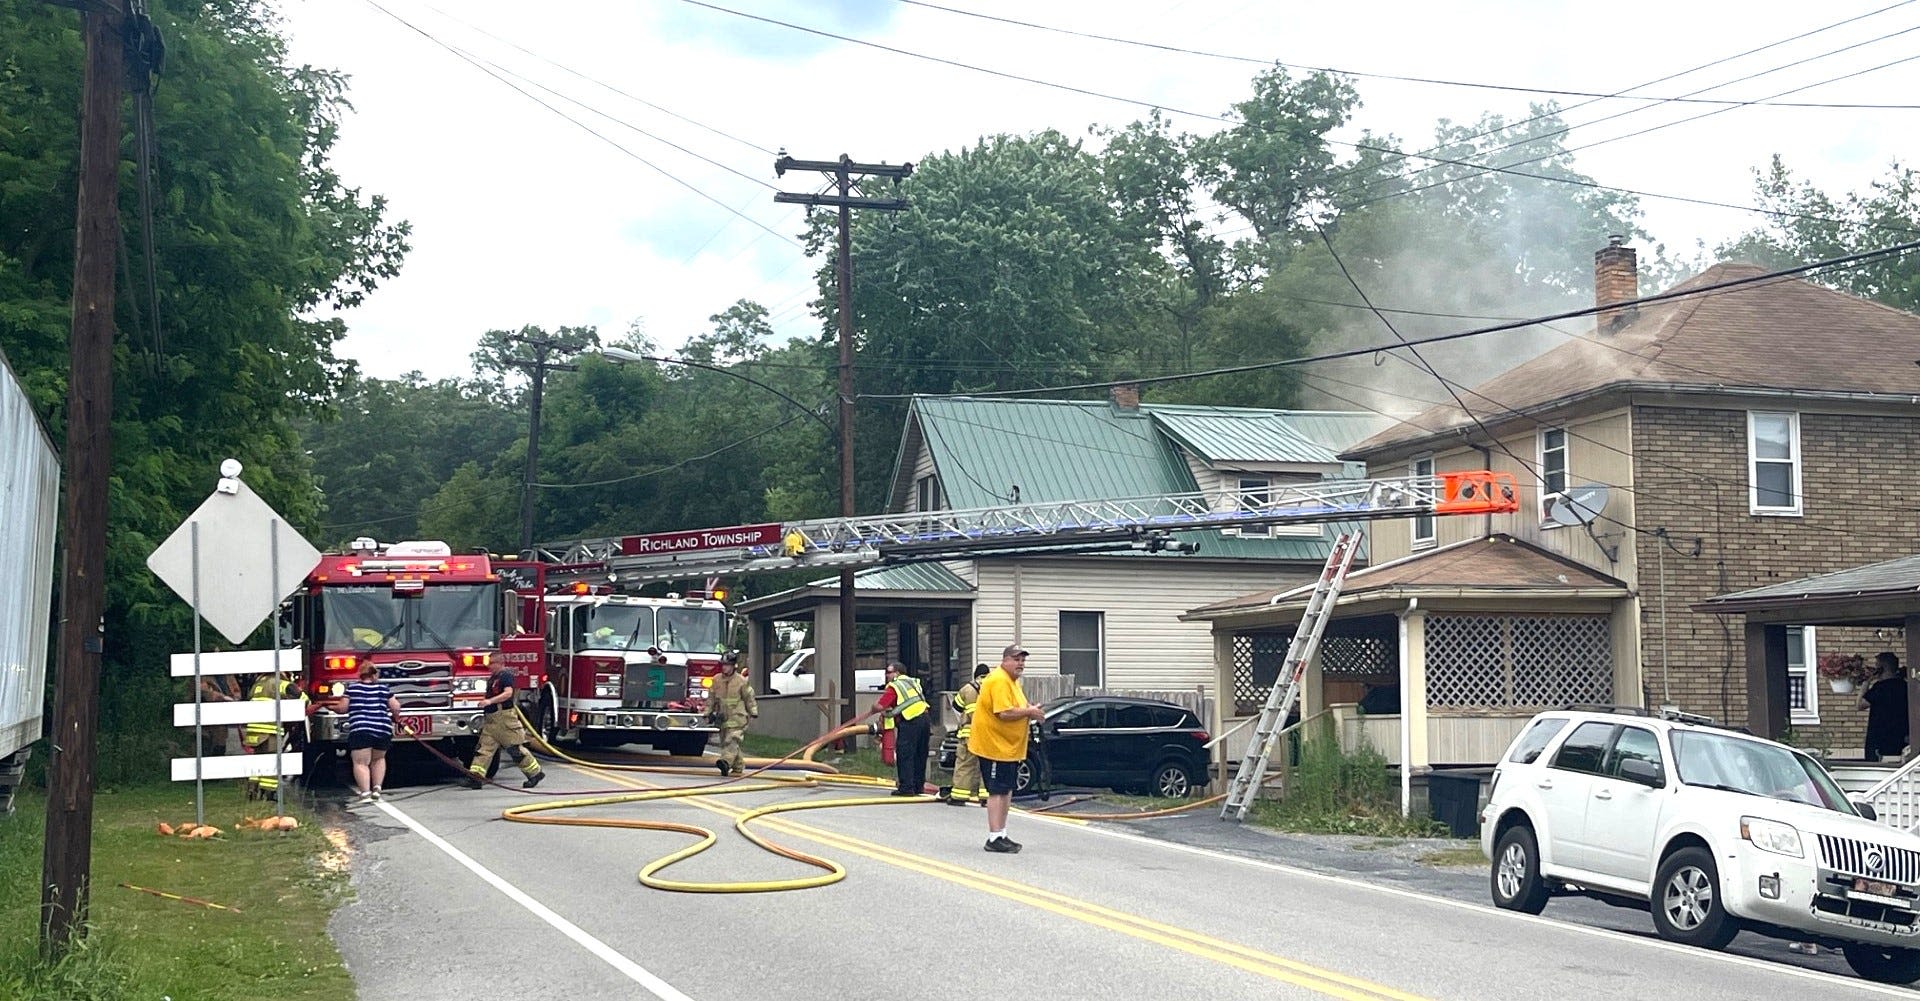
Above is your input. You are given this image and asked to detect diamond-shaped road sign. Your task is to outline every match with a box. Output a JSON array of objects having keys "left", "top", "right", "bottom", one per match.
[{"left": 146, "top": 480, "right": 322, "bottom": 644}]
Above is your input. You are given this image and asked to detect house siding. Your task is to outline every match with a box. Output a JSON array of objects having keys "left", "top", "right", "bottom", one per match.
[
  {"left": 1631, "top": 404, "right": 1920, "bottom": 752},
  {"left": 972, "top": 557, "right": 1313, "bottom": 690}
]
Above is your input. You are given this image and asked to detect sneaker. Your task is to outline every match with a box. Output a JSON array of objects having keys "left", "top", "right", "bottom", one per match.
[
  {"left": 351, "top": 789, "right": 374, "bottom": 805},
  {"left": 946, "top": 797, "right": 971, "bottom": 807},
  {"left": 984, "top": 837, "right": 1021, "bottom": 854},
  {"left": 1002, "top": 836, "right": 1023, "bottom": 850},
  {"left": 523, "top": 771, "right": 545, "bottom": 790},
  {"left": 370, "top": 788, "right": 383, "bottom": 802},
  {"left": 889, "top": 790, "right": 918, "bottom": 797}
]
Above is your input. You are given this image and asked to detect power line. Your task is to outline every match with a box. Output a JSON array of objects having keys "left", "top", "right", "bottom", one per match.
[
  {"left": 858, "top": 238, "right": 1920, "bottom": 400},
  {"left": 363, "top": 0, "right": 800, "bottom": 247},
  {"left": 886, "top": 0, "right": 1920, "bottom": 110},
  {"left": 534, "top": 412, "right": 811, "bottom": 488}
]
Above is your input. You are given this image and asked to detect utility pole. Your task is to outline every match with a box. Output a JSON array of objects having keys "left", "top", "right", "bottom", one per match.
[
  {"left": 41, "top": 0, "right": 126, "bottom": 958},
  {"left": 774, "top": 154, "right": 911, "bottom": 740},
  {"left": 506, "top": 334, "right": 578, "bottom": 554}
]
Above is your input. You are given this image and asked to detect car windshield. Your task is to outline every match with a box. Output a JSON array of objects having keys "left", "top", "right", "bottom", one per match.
[
  {"left": 657, "top": 607, "right": 726, "bottom": 653},
  {"left": 581, "top": 605, "right": 651, "bottom": 650},
  {"left": 1671, "top": 730, "right": 1857, "bottom": 814}
]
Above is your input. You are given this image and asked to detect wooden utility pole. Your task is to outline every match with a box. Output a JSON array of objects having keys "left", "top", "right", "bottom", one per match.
[
  {"left": 42, "top": 0, "right": 126, "bottom": 958},
  {"left": 773, "top": 155, "right": 910, "bottom": 738},
  {"left": 507, "top": 333, "right": 578, "bottom": 554}
]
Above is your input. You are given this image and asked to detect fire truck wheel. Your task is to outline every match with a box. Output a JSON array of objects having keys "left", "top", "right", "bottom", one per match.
[
  {"left": 538, "top": 696, "right": 561, "bottom": 745},
  {"left": 662, "top": 733, "right": 710, "bottom": 757},
  {"left": 300, "top": 744, "right": 345, "bottom": 789}
]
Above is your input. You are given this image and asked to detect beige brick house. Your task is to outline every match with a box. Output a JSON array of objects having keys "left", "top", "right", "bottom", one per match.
[{"left": 1190, "top": 239, "right": 1920, "bottom": 767}]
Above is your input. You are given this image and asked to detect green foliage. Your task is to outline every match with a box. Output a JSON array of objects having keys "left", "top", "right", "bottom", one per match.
[
  {"left": 1719, "top": 155, "right": 1920, "bottom": 311},
  {"left": 1247, "top": 718, "right": 1445, "bottom": 837},
  {"left": 0, "top": 0, "right": 408, "bottom": 773}
]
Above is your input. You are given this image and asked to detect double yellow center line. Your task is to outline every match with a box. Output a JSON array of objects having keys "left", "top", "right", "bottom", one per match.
[{"left": 562, "top": 763, "right": 1432, "bottom": 1001}]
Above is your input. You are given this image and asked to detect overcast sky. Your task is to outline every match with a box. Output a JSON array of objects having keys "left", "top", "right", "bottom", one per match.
[{"left": 278, "top": 0, "right": 1920, "bottom": 381}]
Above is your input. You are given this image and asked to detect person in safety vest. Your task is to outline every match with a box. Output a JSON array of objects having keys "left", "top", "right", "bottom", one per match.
[
  {"left": 943, "top": 663, "right": 992, "bottom": 806},
  {"left": 709, "top": 652, "right": 757, "bottom": 776},
  {"left": 874, "top": 661, "right": 931, "bottom": 797},
  {"left": 241, "top": 674, "right": 307, "bottom": 800},
  {"left": 466, "top": 666, "right": 544, "bottom": 789}
]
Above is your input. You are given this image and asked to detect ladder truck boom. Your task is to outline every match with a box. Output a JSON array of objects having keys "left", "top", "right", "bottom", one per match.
[{"left": 530, "top": 470, "right": 1519, "bottom": 586}]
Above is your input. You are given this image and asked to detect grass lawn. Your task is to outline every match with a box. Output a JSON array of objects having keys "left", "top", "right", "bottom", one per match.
[{"left": 0, "top": 783, "right": 352, "bottom": 1001}]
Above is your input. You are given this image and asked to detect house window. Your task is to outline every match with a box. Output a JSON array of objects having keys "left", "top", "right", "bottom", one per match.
[
  {"left": 1539, "top": 427, "right": 1567, "bottom": 507},
  {"left": 1411, "top": 455, "right": 1435, "bottom": 547},
  {"left": 1237, "top": 477, "right": 1273, "bottom": 539},
  {"left": 915, "top": 473, "right": 941, "bottom": 513},
  {"left": 1059, "top": 611, "right": 1103, "bottom": 688},
  {"left": 1747, "top": 412, "right": 1801, "bottom": 515},
  {"left": 1787, "top": 625, "right": 1819, "bottom": 725}
]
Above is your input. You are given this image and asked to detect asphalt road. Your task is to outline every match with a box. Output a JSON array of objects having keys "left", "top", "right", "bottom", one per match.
[{"left": 325, "top": 761, "right": 1910, "bottom": 1001}]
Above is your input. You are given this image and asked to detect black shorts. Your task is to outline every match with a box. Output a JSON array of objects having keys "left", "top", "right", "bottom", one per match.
[
  {"left": 347, "top": 731, "right": 392, "bottom": 752},
  {"left": 981, "top": 757, "right": 1023, "bottom": 795}
]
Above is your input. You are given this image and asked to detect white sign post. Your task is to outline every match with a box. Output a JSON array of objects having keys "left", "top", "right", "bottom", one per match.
[{"left": 146, "top": 461, "right": 322, "bottom": 824}]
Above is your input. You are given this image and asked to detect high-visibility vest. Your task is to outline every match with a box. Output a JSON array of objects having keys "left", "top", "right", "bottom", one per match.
[
  {"left": 885, "top": 676, "right": 928, "bottom": 723},
  {"left": 952, "top": 682, "right": 980, "bottom": 739},
  {"left": 243, "top": 677, "right": 302, "bottom": 743}
]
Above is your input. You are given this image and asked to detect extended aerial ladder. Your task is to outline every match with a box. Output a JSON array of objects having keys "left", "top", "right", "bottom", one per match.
[{"left": 527, "top": 471, "right": 1520, "bottom": 587}]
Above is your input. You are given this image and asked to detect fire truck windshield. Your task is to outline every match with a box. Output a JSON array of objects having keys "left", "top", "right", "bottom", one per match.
[
  {"left": 322, "top": 583, "right": 499, "bottom": 652},
  {"left": 581, "top": 605, "right": 650, "bottom": 650},
  {"left": 657, "top": 607, "right": 726, "bottom": 654}
]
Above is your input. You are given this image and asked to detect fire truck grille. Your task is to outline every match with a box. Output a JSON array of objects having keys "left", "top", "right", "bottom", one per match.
[{"left": 377, "top": 660, "right": 452, "bottom": 710}]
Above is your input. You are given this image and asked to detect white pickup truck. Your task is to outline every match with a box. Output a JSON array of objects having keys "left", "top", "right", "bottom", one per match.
[{"left": 766, "top": 649, "right": 885, "bottom": 697}]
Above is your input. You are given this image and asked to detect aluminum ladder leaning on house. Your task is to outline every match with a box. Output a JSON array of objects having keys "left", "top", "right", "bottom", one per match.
[{"left": 1220, "top": 532, "right": 1361, "bottom": 821}]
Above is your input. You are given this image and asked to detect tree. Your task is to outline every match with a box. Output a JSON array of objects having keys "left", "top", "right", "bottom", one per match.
[
  {"left": 1190, "top": 67, "right": 1360, "bottom": 243},
  {"left": 0, "top": 0, "right": 408, "bottom": 752},
  {"left": 1719, "top": 156, "right": 1920, "bottom": 311}
]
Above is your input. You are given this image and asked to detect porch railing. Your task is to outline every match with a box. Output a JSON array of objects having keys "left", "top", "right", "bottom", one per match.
[{"left": 1863, "top": 755, "right": 1920, "bottom": 832}]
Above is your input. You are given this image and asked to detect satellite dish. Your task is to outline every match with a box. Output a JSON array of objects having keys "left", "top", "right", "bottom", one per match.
[{"left": 1545, "top": 484, "right": 1610, "bottom": 527}]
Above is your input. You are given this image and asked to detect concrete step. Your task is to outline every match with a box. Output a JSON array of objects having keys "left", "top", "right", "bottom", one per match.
[{"left": 1826, "top": 760, "right": 1901, "bottom": 795}]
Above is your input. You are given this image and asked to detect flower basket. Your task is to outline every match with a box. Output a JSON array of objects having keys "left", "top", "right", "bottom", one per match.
[{"left": 1817, "top": 653, "right": 1870, "bottom": 694}]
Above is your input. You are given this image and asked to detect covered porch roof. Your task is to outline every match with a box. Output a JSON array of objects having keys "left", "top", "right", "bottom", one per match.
[
  {"left": 1183, "top": 534, "right": 1631, "bottom": 624},
  {"left": 736, "top": 562, "right": 975, "bottom": 620},
  {"left": 1693, "top": 553, "right": 1920, "bottom": 625}
]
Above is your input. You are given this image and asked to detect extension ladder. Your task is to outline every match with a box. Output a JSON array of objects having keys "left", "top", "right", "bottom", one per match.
[{"left": 1220, "top": 532, "right": 1361, "bottom": 820}]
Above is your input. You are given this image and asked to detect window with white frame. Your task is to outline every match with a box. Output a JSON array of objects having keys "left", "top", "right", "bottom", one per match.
[
  {"left": 1539, "top": 427, "right": 1568, "bottom": 517},
  {"left": 915, "top": 473, "right": 941, "bottom": 513},
  {"left": 1787, "top": 625, "right": 1820, "bottom": 725},
  {"left": 1411, "top": 455, "right": 1436, "bottom": 547},
  {"left": 1747, "top": 412, "right": 1801, "bottom": 515},
  {"left": 1059, "top": 611, "right": 1103, "bottom": 688}
]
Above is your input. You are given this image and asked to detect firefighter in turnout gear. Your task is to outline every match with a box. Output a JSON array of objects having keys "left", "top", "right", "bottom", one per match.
[
  {"left": 710, "top": 652, "right": 757, "bottom": 776},
  {"left": 944, "top": 663, "right": 991, "bottom": 805},
  {"left": 468, "top": 667, "right": 544, "bottom": 789},
  {"left": 875, "top": 661, "right": 932, "bottom": 796},
  {"left": 241, "top": 675, "right": 306, "bottom": 800}
]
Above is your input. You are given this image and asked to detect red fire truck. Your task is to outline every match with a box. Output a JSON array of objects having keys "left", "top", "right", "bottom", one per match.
[
  {"left": 499, "top": 560, "right": 728, "bottom": 757},
  {"left": 287, "top": 539, "right": 508, "bottom": 774}
]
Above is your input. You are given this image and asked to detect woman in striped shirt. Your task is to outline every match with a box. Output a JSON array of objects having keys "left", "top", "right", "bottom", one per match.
[{"left": 343, "top": 662, "right": 401, "bottom": 804}]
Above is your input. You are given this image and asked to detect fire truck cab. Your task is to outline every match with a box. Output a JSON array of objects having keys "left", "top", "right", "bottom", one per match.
[{"left": 518, "top": 582, "right": 730, "bottom": 757}]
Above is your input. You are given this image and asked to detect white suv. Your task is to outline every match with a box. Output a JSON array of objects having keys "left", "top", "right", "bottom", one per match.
[{"left": 1481, "top": 706, "right": 1920, "bottom": 983}]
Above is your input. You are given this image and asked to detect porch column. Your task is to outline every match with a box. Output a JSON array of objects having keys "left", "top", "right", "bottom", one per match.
[
  {"left": 1744, "top": 621, "right": 1789, "bottom": 739},
  {"left": 813, "top": 600, "right": 844, "bottom": 740},
  {"left": 1906, "top": 616, "right": 1920, "bottom": 762},
  {"left": 1398, "top": 606, "right": 1428, "bottom": 817},
  {"left": 1212, "top": 628, "right": 1233, "bottom": 790},
  {"left": 746, "top": 616, "right": 769, "bottom": 690}
]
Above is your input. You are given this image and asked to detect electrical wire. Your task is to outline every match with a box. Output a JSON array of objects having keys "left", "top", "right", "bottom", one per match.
[{"left": 531, "top": 412, "right": 812, "bottom": 489}]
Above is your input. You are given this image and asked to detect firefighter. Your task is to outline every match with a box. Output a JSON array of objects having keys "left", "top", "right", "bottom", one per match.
[
  {"left": 943, "top": 663, "right": 991, "bottom": 806},
  {"left": 241, "top": 673, "right": 307, "bottom": 800},
  {"left": 467, "top": 665, "right": 544, "bottom": 789},
  {"left": 710, "top": 652, "right": 757, "bottom": 776},
  {"left": 875, "top": 661, "right": 931, "bottom": 797}
]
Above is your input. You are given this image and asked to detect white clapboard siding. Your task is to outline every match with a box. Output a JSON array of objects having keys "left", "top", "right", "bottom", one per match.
[
  {"left": 172, "top": 700, "right": 307, "bottom": 727},
  {"left": 168, "top": 648, "right": 303, "bottom": 678},
  {"left": 971, "top": 557, "right": 1312, "bottom": 690},
  {"left": 171, "top": 754, "right": 304, "bottom": 781}
]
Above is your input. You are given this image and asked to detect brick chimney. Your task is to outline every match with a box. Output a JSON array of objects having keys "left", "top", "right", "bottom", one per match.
[
  {"left": 1109, "top": 382, "right": 1141, "bottom": 411},
  {"left": 1594, "top": 235, "right": 1638, "bottom": 333}
]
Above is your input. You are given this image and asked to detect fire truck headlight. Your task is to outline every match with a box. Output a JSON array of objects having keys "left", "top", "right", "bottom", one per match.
[
  {"left": 331, "top": 683, "right": 347, "bottom": 697},
  {"left": 701, "top": 676, "right": 714, "bottom": 688}
]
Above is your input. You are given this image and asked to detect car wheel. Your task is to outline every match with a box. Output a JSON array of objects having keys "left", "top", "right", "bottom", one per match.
[
  {"left": 1014, "top": 760, "right": 1034, "bottom": 794},
  {"left": 1489, "top": 825, "right": 1551, "bottom": 914},
  {"left": 1151, "top": 760, "right": 1196, "bottom": 798},
  {"left": 1651, "top": 847, "right": 1737, "bottom": 949},
  {"left": 1843, "top": 944, "right": 1920, "bottom": 984}
]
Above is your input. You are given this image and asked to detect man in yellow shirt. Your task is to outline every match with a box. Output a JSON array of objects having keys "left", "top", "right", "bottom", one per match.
[{"left": 968, "top": 644, "right": 1045, "bottom": 854}]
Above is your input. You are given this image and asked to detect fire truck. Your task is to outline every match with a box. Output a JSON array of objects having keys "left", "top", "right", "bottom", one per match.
[
  {"left": 496, "top": 559, "right": 729, "bottom": 756},
  {"left": 286, "top": 538, "right": 508, "bottom": 773}
]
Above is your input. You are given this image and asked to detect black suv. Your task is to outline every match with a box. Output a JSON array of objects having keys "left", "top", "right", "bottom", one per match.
[{"left": 1018, "top": 696, "right": 1211, "bottom": 798}]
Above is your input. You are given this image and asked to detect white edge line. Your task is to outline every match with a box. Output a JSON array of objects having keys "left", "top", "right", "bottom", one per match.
[
  {"left": 1025, "top": 812, "right": 1912, "bottom": 998},
  {"left": 375, "top": 799, "right": 696, "bottom": 1001}
]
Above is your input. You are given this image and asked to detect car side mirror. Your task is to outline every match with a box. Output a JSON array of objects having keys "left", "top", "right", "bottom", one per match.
[
  {"left": 1853, "top": 799, "right": 1879, "bottom": 822},
  {"left": 1618, "top": 758, "right": 1664, "bottom": 788}
]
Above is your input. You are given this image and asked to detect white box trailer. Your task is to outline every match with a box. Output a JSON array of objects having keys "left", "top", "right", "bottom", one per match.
[{"left": 0, "top": 348, "right": 58, "bottom": 813}]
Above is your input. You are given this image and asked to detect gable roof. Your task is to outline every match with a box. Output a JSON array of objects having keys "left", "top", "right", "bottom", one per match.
[
  {"left": 1184, "top": 534, "right": 1629, "bottom": 619},
  {"left": 887, "top": 397, "right": 1391, "bottom": 562},
  {"left": 1345, "top": 263, "right": 1920, "bottom": 461}
]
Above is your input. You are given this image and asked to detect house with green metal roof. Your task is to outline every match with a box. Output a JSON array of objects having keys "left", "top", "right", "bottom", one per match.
[{"left": 738, "top": 387, "right": 1390, "bottom": 700}]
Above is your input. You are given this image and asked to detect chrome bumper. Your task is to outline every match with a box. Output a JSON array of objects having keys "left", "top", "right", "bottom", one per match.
[
  {"left": 572, "top": 709, "right": 714, "bottom": 733},
  {"left": 310, "top": 710, "right": 488, "bottom": 743}
]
